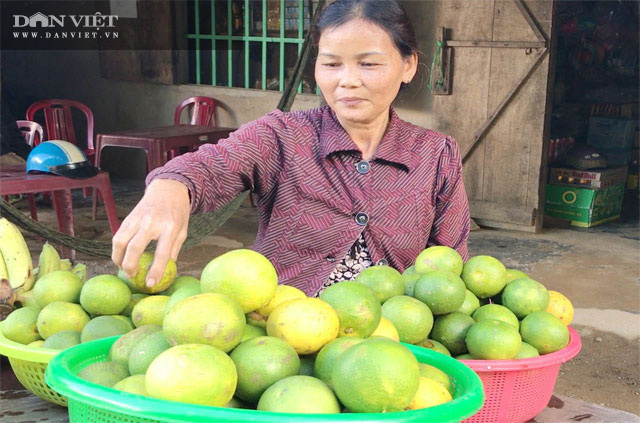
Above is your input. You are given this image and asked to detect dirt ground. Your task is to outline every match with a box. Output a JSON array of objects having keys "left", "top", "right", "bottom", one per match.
[{"left": 5, "top": 178, "right": 640, "bottom": 415}]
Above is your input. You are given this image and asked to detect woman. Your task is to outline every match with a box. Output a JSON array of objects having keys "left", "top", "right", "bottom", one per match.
[{"left": 112, "top": 0, "right": 470, "bottom": 297}]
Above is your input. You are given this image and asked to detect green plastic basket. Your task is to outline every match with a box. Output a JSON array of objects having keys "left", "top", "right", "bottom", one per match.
[
  {"left": 0, "top": 321, "right": 67, "bottom": 406},
  {"left": 45, "top": 336, "right": 484, "bottom": 423}
]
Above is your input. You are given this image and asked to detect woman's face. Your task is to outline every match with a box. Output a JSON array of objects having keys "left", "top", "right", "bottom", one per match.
[{"left": 315, "top": 18, "right": 417, "bottom": 125}]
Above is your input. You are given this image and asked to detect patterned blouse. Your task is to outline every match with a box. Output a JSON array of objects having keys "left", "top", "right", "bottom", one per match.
[
  {"left": 316, "top": 233, "right": 373, "bottom": 296},
  {"left": 148, "top": 106, "right": 470, "bottom": 296}
]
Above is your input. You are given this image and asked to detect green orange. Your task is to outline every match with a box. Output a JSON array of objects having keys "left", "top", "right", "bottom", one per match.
[
  {"left": 319, "top": 281, "right": 381, "bottom": 338},
  {"left": 461, "top": 255, "right": 508, "bottom": 298},
  {"left": 414, "top": 246, "right": 463, "bottom": 276},
  {"left": 354, "top": 265, "right": 404, "bottom": 303}
]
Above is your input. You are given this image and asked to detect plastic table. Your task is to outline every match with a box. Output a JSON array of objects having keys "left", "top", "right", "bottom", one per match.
[
  {"left": 95, "top": 125, "right": 235, "bottom": 172},
  {"left": 0, "top": 166, "right": 120, "bottom": 259}
]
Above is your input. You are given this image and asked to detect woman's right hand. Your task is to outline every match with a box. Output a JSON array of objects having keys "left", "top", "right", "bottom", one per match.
[{"left": 111, "top": 178, "right": 191, "bottom": 288}]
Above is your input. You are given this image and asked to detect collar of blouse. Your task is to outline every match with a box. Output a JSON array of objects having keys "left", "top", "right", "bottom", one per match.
[{"left": 318, "top": 106, "right": 414, "bottom": 171}]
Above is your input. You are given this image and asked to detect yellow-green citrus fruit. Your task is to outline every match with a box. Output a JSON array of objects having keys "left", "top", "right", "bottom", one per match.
[
  {"left": 164, "top": 283, "right": 201, "bottom": 316},
  {"left": 257, "top": 284, "right": 306, "bottom": 317},
  {"left": 266, "top": 298, "right": 339, "bottom": 355},
  {"left": 241, "top": 324, "right": 266, "bottom": 342},
  {"left": 113, "top": 374, "right": 147, "bottom": 396},
  {"left": 230, "top": 336, "right": 300, "bottom": 403},
  {"left": 466, "top": 319, "right": 522, "bottom": 360},
  {"left": 131, "top": 295, "right": 169, "bottom": 327},
  {"left": 407, "top": 376, "right": 453, "bottom": 409},
  {"left": 418, "top": 363, "right": 452, "bottom": 394},
  {"left": 128, "top": 331, "right": 171, "bottom": 375},
  {"left": 546, "top": 290, "right": 574, "bottom": 326},
  {"left": 257, "top": 375, "right": 340, "bottom": 413},
  {"left": 37, "top": 302, "right": 90, "bottom": 339},
  {"left": 461, "top": 255, "right": 508, "bottom": 298},
  {"left": 80, "top": 275, "right": 132, "bottom": 315},
  {"left": 161, "top": 275, "right": 199, "bottom": 296},
  {"left": 78, "top": 361, "right": 129, "bottom": 387},
  {"left": 34, "top": 270, "right": 83, "bottom": 308},
  {"left": 430, "top": 312, "right": 475, "bottom": 356},
  {"left": 520, "top": 311, "right": 569, "bottom": 355},
  {"left": 109, "top": 324, "right": 162, "bottom": 367},
  {"left": 472, "top": 304, "right": 520, "bottom": 330},
  {"left": 381, "top": 295, "right": 433, "bottom": 344},
  {"left": 145, "top": 344, "right": 237, "bottom": 406},
  {"left": 414, "top": 270, "right": 466, "bottom": 315},
  {"left": 80, "top": 315, "right": 133, "bottom": 343},
  {"left": 369, "top": 316, "right": 399, "bottom": 341},
  {"left": 163, "top": 293, "right": 245, "bottom": 352},
  {"left": 515, "top": 342, "right": 540, "bottom": 359},
  {"left": 331, "top": 338, "right": 420, "bottom": 413},
  {"left": 401, "top": 265, "right": 420, "bottom": 296},
  {"left": 42, "top": 330, "right": 81, "bottom": 350},
  {"left": 200, "top": 249, "right": 278, "bottom": 313},
  {"left": 414, "top": 246, "right": 463, "bottom": 276},
  {"left": 314, "top": 337, "right": 366, "bottom": 388},
  {"left": 319, "top": 281, "right": 381, "bottom": 338},
  {"left": 456, "top": 289, "right": 481, "bottom": 315},
  {"left": 415, "top": 338, "right": 451, "bottom": 356},
  {"left": 128, "top": 252, "right": 177, "bottom": 294},
  {"left": 506, "top": 268, "right": 528, "bottom": 282},
  {"left": 2, "top": 307, "right": 41, "bottom": 344},
  {"left": 501, "top": 278, "right": 550, "bottom": 319},
  {"left": 354, "top": 265, "right": 404, "bottom": 303}
]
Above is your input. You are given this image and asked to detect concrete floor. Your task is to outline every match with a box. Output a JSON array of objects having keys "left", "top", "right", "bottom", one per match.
[{"left": 6, "top": 178, "right": 640, "bottom": 415}]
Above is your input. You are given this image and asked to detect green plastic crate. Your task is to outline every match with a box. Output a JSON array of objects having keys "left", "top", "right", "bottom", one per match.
[{"left": 46, "top": 336, "right": 484, "bottom": 423}]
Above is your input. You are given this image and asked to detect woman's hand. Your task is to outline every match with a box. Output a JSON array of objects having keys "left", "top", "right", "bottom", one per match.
[{"left": 111, "top": 179, "right": 191, "bottom": 288}]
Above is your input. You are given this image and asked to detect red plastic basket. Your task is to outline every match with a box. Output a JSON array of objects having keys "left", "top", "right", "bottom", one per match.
[{"left": 460, "top": 326, "right": 581, "bottom": 423}]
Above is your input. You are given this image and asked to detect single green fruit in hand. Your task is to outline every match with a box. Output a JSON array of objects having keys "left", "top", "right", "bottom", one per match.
[{"left": 127, "top": 252, "right": 177, "bottom": 294}]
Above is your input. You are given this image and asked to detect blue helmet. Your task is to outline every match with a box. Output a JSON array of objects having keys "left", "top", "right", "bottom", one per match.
[{"left": 26, "top": 140, "right": 99, "bottom": 179}]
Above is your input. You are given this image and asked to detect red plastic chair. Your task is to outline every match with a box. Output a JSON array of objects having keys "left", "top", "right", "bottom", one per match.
[
  {"left": 174, "top": 96, "right": 218, "bottom": 126},
  {"left": 15, "top": 120, "right": 44, "bottom": 147},
  {"left": 169, "top": 96, "right": 218, "bottom": 159},
  {"left": 26, "top": 99, "right": 96, "bottom": 165},
  {"left": 6, "top": 121, "right": 43, "bottom": 221}
]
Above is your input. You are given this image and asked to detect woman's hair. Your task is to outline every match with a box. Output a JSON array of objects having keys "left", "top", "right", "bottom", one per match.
[{"left": 311, "top": 0, "right": 418, "bottom": 59}]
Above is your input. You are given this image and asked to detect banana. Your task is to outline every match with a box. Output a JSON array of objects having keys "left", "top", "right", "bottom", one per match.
[
  {"left": 37, "top": 242, "right": 61, "bottom": 280},
  {"left": 60, "top": 258, "right": 72, "bottom": 271},
  {"left": 72, "top": 263, "right": 87, "bottom": 282},
  {"left": 0, "top": 249, "right": 9, "bottom": 281},
  {"left": 0, "top": 218, "right": 35, "bottom": 290}
]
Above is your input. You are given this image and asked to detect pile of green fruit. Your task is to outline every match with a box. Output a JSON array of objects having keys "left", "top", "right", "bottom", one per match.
[
  {"left": 0, "top": 216, "right": 574, "bottom": 415},
  {"left": 403, "top": 246, "right": 573, "bottom": 360}
]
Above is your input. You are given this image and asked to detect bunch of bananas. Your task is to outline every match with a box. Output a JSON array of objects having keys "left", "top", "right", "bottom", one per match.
[{"left": 0, "top": 218, "right": 86, "bottom": 308}]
